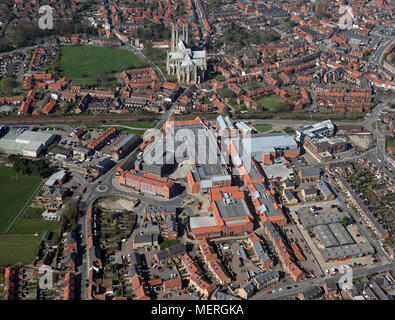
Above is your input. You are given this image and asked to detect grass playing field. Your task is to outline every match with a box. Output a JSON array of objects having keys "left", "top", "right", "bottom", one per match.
[
  {"left": 0, "top": 234, "right": 40, "bottom": 266},
  {"left": 255, "top": 94, "right": 288, "bottom": 112},
  {"left": 254, "top": 124, "right": 273, "bottom": 133},
  {"left": 59, "top": 45, "right": 146, "bottom": 86},
  {"left": 7, "top": 205, "right": 62, "bottom": 238},
  {"left": 0, "top": 165, "right": 42, "bottom": 233},
  {"left": 159, "top": 239, "right": 181, "bottom": 251}
]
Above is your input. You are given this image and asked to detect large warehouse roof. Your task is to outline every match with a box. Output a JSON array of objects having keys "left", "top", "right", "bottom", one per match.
[
  {"left": 239, "top": 133, "right": 298, "bottom": 161},
  {"left": 0, "top": 130, "right": 55, "bottom": 157}
]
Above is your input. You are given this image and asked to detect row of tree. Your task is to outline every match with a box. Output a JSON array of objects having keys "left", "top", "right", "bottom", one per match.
[
  {"left": 8, "top": 155, "right": 52, "bottom": 177},
  {"left": 3, "top": 20, "right": 98, "bottom": 51}
]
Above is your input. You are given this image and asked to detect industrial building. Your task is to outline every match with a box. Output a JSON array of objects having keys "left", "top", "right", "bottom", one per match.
[
  {"left": 235, "top": 133, "right": 299, "bottom": 164},
  {"left": 303, "top": 135, "right": 348, "bottom": 162},
  {"left": 296, "top": 120, "right": 335, "bottom": 144},
  {"left": 0, "top": 130, "right": 55, "bottom": 157},
  {"left": 163, "top": 117, "right": 232, "bottom": 193},
  {"left": 313, "top": 223, "right": 355, "bottom": 248},
  {"left": 118, "top": 169, "right": 175, "bottom": 198},
  {"left": 320, "top": 243, "right": 375, "bottom": 262},
  {"left": 216, "top": 115, "right": 239, "bottom": 137},
  {"left": 300, "top": 212, "right": 352, "bottom": 229},
  {"left": 187, "top": 164, "right": 231, "bottom": 194},
  {"left": 190, "top": 186, "right": 254, "bottom": 239},
  {"left": 136, "top": 137, "right": 173, "bottom": 177},
  {"left": 112, "top": 134, "right": 141, "bottom": 160}
]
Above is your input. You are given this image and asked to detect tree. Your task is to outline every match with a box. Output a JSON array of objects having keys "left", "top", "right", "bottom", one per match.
[
  {"left": 341, "top": 216, "right": 352, "bottom": 227},
  {"left": 60, "top": 198, "right": 78, "bottom": 229}
]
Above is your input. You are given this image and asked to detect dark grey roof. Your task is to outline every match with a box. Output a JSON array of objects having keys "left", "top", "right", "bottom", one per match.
[
  {"left": 146, "top": 205, "right": 177, "bottom": 215},
  {"left": 134, "top": 234, "right": 152, "bottom": 244},
  {"left": 128, "top": 265, "right": 137, "bottom": 278},
  {"left": 212, "top": 288, "right": 241, "bottom": 300},
  {"left": 265, "top": 221, "right": 282, "bottom": 243},
  {"left": 300, "top": 212, "right": 351, "bottom": 228},
  {"left": 129, "top": 252, "right": 141, "bottom": 266},
  {"left": 302, "top": 286, "right": 323, "bottom": 300},
  {"left": 254, "top": 270, "right": 279, "bottom": 287},
  {"left": 252, "top": 182, "right": 283, "bottom": 217},
  {"left": 215, "top": 196, "right": 250, "bottom": 219},
  {"left": 303, "top": 186, "right": 317, "bottom": 195},
  {"left": 167, "top": 243, "right": 186, "bottom": 257},
  {"left": 325, "top": 280, "right": 338, "bottom": 292},
  {"left": 241, "top": 280, "right": 255, "bottom": 295},
  {"left": 300, "top": 167, "right": 321, "bottom": 177}
]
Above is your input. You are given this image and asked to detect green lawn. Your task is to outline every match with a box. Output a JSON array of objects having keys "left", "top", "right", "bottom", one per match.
[
  {"left": 0, "top": 165, "right": 42, "bottom": 233},
  {"left": 115, "top": 128, "right": 147, "bottom": 135},
  {"left": 7, "top": 219, "right": 61, "bottom": 238},
  {"left": 386, "top": 135, "right": 395, "bottom": 148},
  {"left": 254, "top": 124, "right": 273, "bottom": 132},
  {"left": 59, "top": 45, "right": 146, "bottom": 86},
  {"left": 7, "top": 204, "right": 61, "bottom": 238},
  {"left": 283, "top": 127, "right": 295, "bottom": 135},
  {"left": 111, "top": 121, "right": 156, "bottom": 129},
  {"left": 159, "top": 239, "right": 181, "bottom": 251},
  {"left": 255, "top": 94, "right": 288, "bottom": 112},
  {"left": 0, "top": 234, "right": 40, "bottom": 266}
]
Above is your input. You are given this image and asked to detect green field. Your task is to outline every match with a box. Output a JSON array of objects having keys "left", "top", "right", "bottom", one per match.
[
  {"left": 0, "top": 165, "right": 42, "bottom": 233},
  {"left": 159, "top": 239, "right": 181, "bottom": 250},
  {"left": 255, "top": 94, "right": 288, "bottom": 112},
  {"left": 59, "top": 45, "right": 146, "bottom": 86},
  {"left": 254, "top": 124, "right": 273, "bottom": 133},
  {"left": 386, "top": 135, "right": 395, "bottom": 148},
  {"left": 0, "top": 234, "right": 40, "bottom": 266},
  {"left": 116, "top": 121, "right": 156, "bottom": 129},
  {"left": 7, "top": 206, "right": 61, "bottom": 238}
]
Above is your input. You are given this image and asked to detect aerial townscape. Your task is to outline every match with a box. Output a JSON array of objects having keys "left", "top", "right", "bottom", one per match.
[{"left": 0, "top": 0, "right": 395, "bottom": 307}]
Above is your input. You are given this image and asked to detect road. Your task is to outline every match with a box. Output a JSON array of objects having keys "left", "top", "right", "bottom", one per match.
[
  {"left": 370, "top": 36, "right": 395, "bottom": 66},
  {"left": 74, "top": 42, "right": 182, "bottom": 299}
]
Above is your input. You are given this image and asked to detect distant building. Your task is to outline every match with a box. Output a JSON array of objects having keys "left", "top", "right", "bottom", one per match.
[
  {"left": 112, "top": 134, "right": 141, "bottom": 160},
  {"left": 166, "top": 23, "right": 207, "bottom": 84},
  {"left": 0, "top": 130, "right": 55, "bottom": 157},
  {"left": 118, "top": 169, "right": 175, "bottom": 198}
]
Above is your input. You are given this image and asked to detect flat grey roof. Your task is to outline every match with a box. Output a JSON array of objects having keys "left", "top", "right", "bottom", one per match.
[
  {"left": 240, "top": 134, "right": 298, "bottom": 161},
  {"left": 190, "top": 215, "right": 217, "bottom": 229},
  {"left": 320, "top": 243, "right": 375, "bottom": 260},
  {"left": 328, "top": 223, "right": 355, "bottom": 246},
  {"left": 215, "top": 197, "right": 250, "bottom": 219},
  {"left": 313, "top": 224, "right": 340, "bottom": 248},
  {"left": 300, "top": 212, "right": 350, "bottom": 228},
  {"left": 300, "top": 167, "right": 321, "bottom": 177}
]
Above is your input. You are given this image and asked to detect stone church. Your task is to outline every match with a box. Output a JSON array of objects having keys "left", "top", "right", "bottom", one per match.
[{"left": 166, "top": 23, "right": 207, "bottom": 84}]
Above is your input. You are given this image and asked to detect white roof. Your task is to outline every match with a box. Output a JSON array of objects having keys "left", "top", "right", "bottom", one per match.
[
  {"left": 192, "top": 51, "right": 206, "bottom": 59},
  {"left": 190, "top": 215, "right": 217, "bottom": 229}
]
